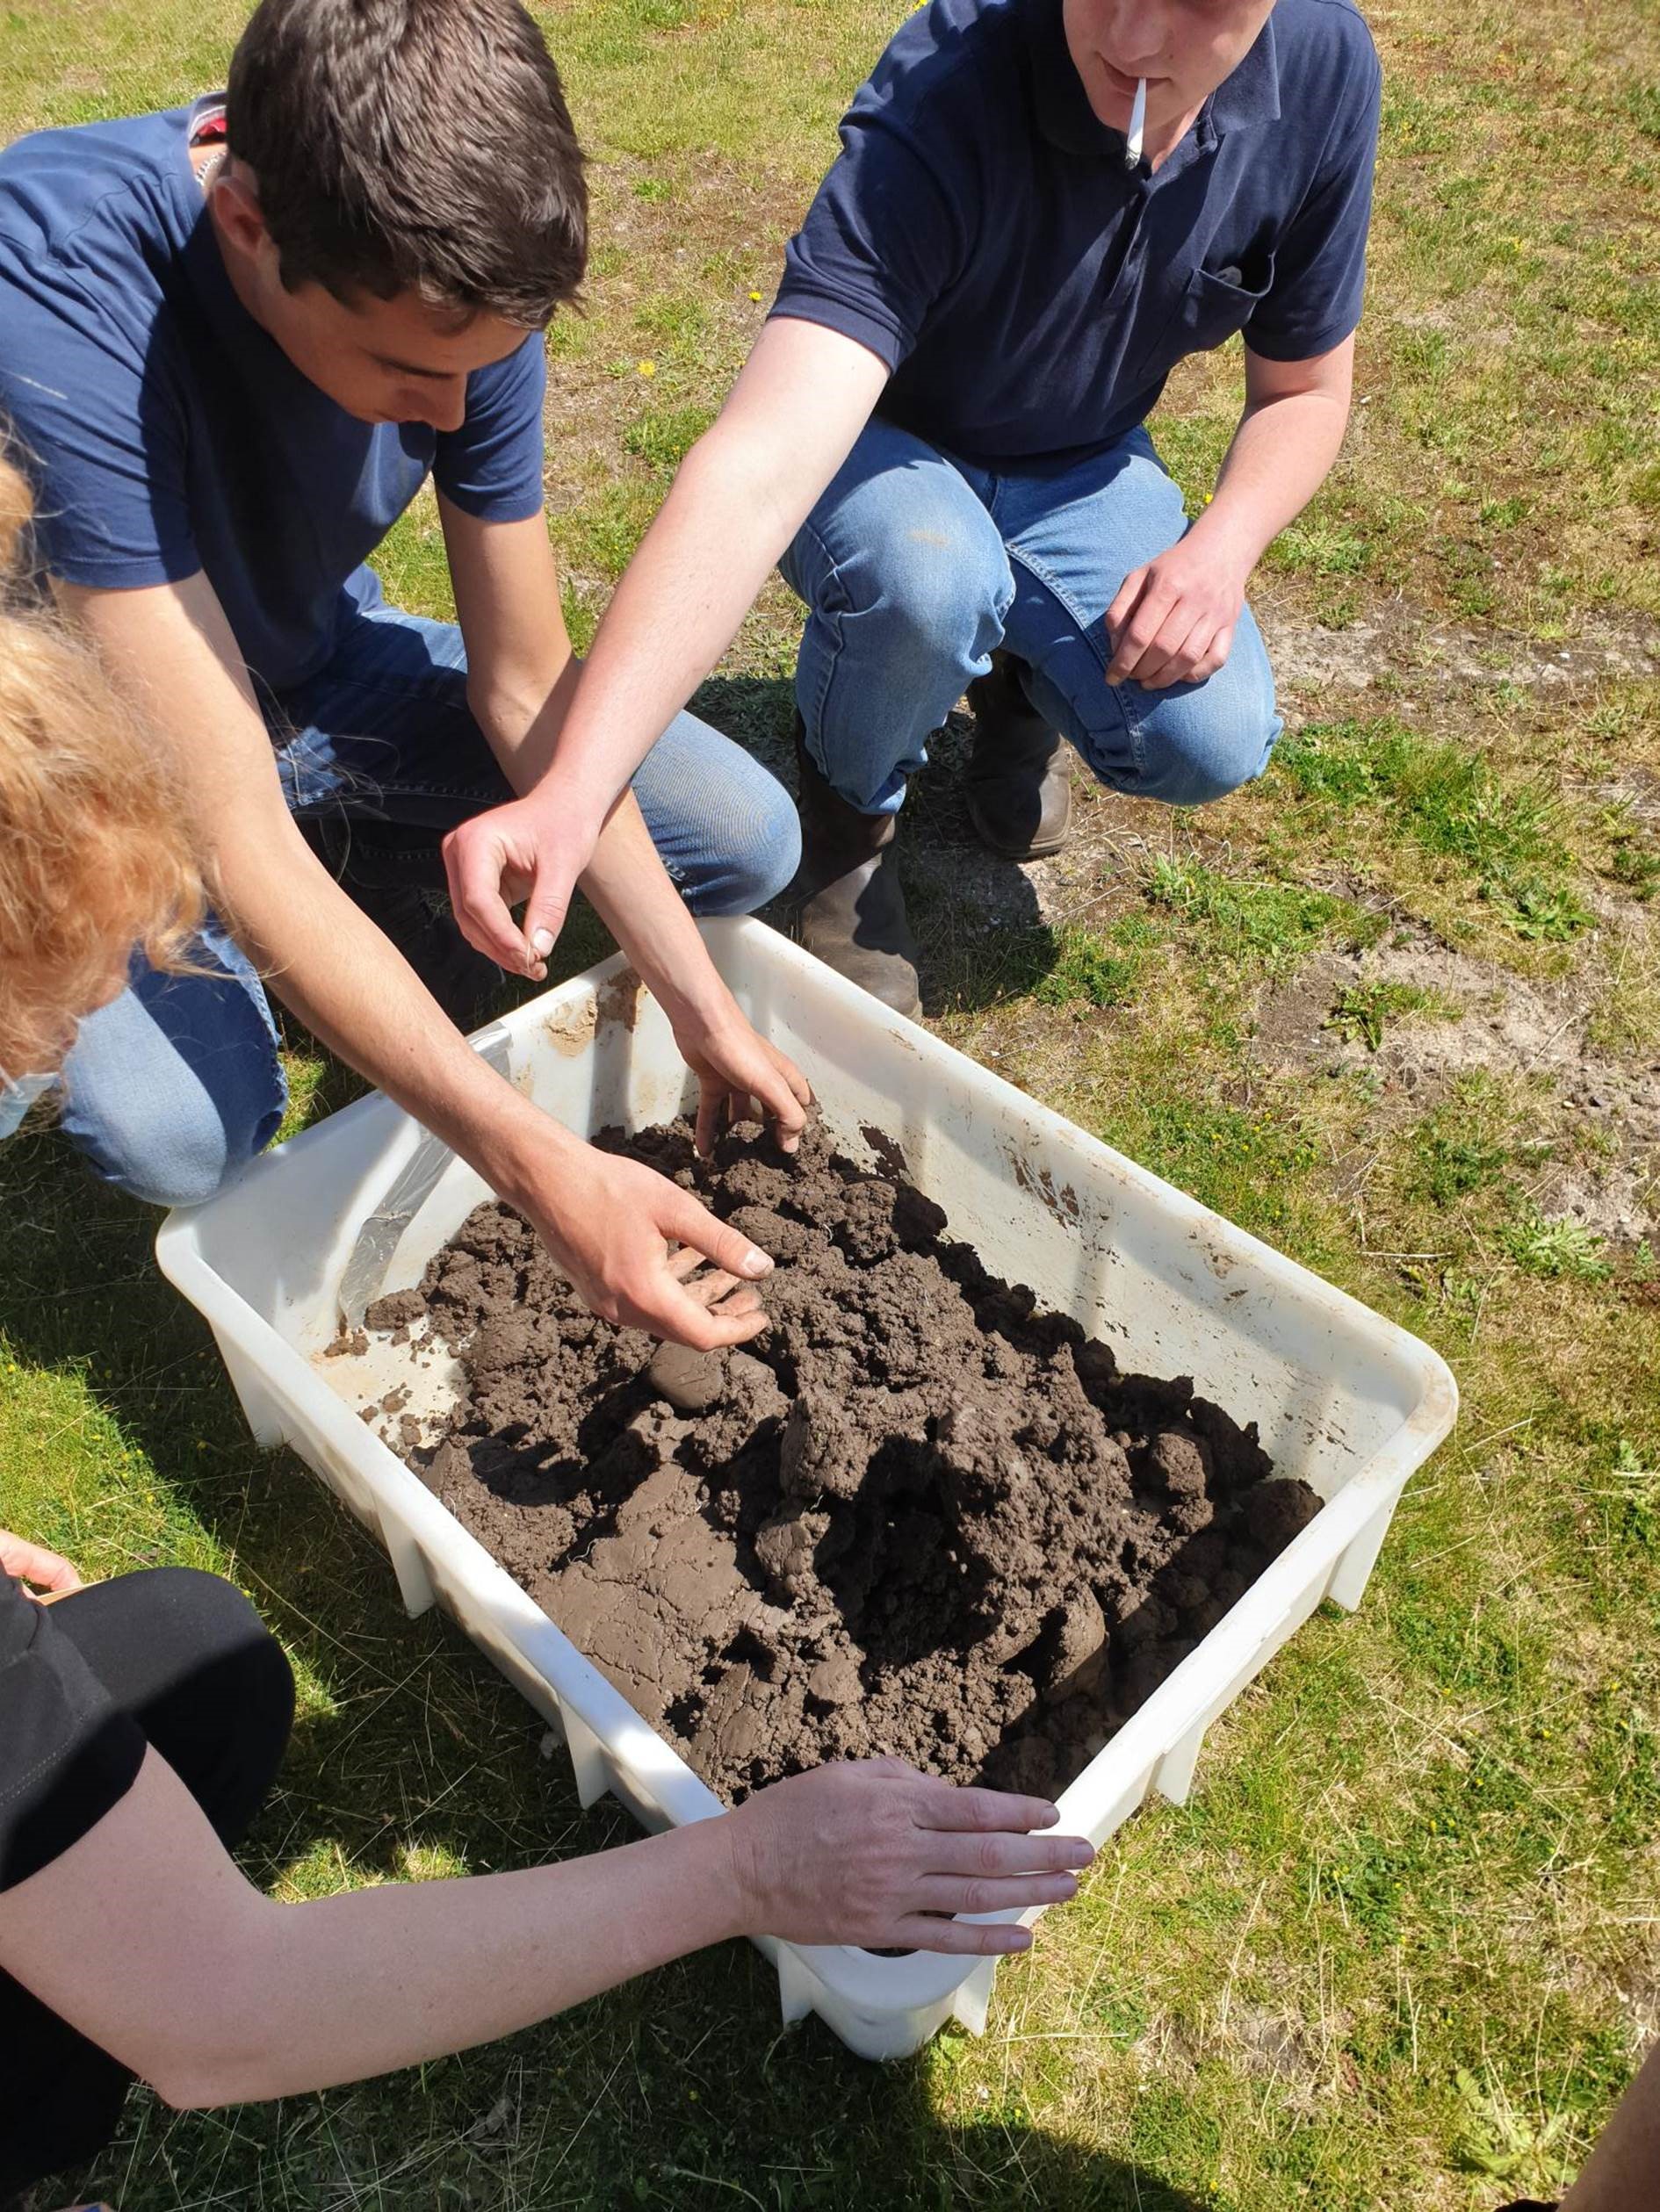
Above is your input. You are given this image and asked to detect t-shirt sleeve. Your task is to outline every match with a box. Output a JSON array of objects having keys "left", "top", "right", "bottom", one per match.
[
  {"left": 0, "top": 243, "right": 198, "bottom": 590},
  {"left": 433, "top": 330, "right": 548, "bottom": 522},
  {"left": 0, "top": 1572, "right": 146, "bottom": 1893},
  {"left": 1246, "top": 50, "right": 1382, "bottom": 362},
  {"left": 770, "top": 82, "right": 971, "bottom": 375}
]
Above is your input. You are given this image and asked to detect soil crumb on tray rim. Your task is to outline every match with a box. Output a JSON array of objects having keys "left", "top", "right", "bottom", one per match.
[{"left": 363, "top": 1116, "right": 1322, "bottom": 1804}]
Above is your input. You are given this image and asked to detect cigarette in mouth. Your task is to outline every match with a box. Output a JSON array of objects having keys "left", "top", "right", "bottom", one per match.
[{"left": 1126, "top": 76, "right": 1147, "bottom": 167}]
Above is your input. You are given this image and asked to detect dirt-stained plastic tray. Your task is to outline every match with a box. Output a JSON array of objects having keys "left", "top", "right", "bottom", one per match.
[{"left": 157, "top": 919, "right": 1456, "bottom": 2060}]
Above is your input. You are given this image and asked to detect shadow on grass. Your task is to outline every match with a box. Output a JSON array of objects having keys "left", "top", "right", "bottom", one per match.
[
  {"left": 4, "top": 1139, "right": 1210, "bottom": 2212},
  {"left": 694, "top": 674, "right": 1056, "bottom": 1020}
]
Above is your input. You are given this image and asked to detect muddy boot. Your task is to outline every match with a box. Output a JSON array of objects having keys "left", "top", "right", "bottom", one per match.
[
  {"left": 790, "top": 725, "right": 922, "bottom": 1020},
  {"left": 964, "top": 651, "right": 1074, "bottom": 861}
]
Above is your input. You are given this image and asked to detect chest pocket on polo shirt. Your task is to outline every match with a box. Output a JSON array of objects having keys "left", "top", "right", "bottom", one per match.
[{"left": 1134, "top": 250, "right": 1276, "bottom": 384}]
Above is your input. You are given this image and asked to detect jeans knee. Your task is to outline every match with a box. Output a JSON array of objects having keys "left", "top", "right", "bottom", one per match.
[
  {"left": 73, "top": 1092, "right": 273, "bottom": 1209},
  {"left": 698, "top": 775, "right": 802, "bottom": 913},
  {"left": 1130, "top": 663, "right": 1281, "bottom": 810},
  {"left": 861, "top": 530, "right": 1009, "bottom": 681}
]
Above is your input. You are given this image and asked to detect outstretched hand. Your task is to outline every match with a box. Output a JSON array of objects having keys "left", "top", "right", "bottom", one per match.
[
  {"left": 443, "top": 796, "right": 593, "bottom": 982},
  {"left": 1105, "top": 532, "right": 1249, "bottom": 691},
  {"left": 523, "top": 1144, "right": 781, "bottom": 1351},
  {"left": 675, "top": 1012, "right": 813, "bottom": 1158},
  {"left": 722, "top": 1756, "right": 1094, "bottom": 1956}
]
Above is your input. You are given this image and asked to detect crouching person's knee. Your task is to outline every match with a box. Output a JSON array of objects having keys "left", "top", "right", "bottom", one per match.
[
  {"left": 55, "top": 969, "right": 287, "bottom": 1208},
  {"left": 1131, "top": 630, "right": 1281, "bottom": 809},
  {"left": 684, "top": 757, "right": 804, "bottom": 916},
  {"left": 61, "top": 1083, "right": 274, "bottom": 1208}
]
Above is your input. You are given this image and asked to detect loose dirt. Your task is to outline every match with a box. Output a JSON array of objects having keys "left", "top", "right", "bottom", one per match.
[{"left": 365, "top": 1119, "right": 1320, "bottom": 1802}]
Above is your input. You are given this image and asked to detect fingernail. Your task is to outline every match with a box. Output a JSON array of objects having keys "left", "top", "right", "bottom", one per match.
[
  {"left": 740, "top": 1249, "right": 774, "bottom": 1278},
  {"left": 1106, "top": 674, "right": 1122, "bottom": 688},
  {"left": 530, "top": 926, "right": 555, "bottom": 957}
]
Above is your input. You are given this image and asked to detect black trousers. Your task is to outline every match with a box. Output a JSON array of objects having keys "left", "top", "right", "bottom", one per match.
[{"left": 0, "top": 1568, "right": 294, "bottom": 2198}]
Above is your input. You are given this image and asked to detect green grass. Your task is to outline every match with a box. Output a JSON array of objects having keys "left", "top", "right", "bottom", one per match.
[
  {"left": 4, "top": 0, "right": 1660, "bottom": 2207},
  {"left": 1324, "top": 978, "right": 1453, "bottom": 1052}
]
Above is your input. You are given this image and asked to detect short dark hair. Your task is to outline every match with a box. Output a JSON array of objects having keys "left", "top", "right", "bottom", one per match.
[{"left": 226, "top": 0, "right": 588, "bottom": 327}]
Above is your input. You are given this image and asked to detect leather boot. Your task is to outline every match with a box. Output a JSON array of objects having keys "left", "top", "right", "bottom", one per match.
[
  {"left": 789, "top": 724, "right": 922, "bottom": 1020},
  {"left": 964, "top": 651, "right": 1074, "bottom": 860}
]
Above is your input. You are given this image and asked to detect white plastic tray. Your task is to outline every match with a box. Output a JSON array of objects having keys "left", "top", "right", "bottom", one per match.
[{"left": 157, "top": 919, "right": 1456, "bottom": 2059}]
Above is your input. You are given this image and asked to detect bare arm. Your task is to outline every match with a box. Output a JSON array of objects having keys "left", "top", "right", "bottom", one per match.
[
  {"left": 62, "top": 574, "right": 778, "bottom": 1347},
  {"left": 0, "top": 1743, "right": 1089, "bottom": 2109},
  {"left": 440, "top": 499, "right": 812, "bottom": 1151},
  {"left": 444, "top": 317, "right": 891, "bottom": 964},
  {"left": 1106, "top": 335, "right": 1356, "bottom": 688}
]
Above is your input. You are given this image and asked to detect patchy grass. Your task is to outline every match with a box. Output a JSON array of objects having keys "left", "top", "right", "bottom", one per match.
[
  {"left": 1501, "top": 1209, "right": 1613, "bottom": 1282},
  {"left": 1324, "top": 976, "right": 1454, "bottom": 1051},
  {"left": 4, "top": 0, "right": 1660, "bottom": 2208}
]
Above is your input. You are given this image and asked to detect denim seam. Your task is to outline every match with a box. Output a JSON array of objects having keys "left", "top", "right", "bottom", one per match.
[
  {"left": 791, "top": 513, "right": 853, "bottom": 775},
  {"left": 1003, "top": 539, "right": 1148, "bottom": 789}
]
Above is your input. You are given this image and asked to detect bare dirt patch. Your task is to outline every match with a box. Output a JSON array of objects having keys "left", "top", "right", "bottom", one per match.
[{"left": 1252, "top": 935, "right": 1660, "bottom": 1240}]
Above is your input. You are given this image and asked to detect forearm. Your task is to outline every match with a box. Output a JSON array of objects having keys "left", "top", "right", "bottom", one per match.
[
  {"left": 1192, "top": 382, "right": 1352, "bottom": 575},
  {"left": 228, "top": 818, "right": 580, "bottom": 1209},
  {"left": 577, "top": 791, "right": 742, "bottom": 1030},
  {"left": 185, "top": 1817, "right": 743, "bottom": 2106},
  {"left": 517, "top": 320, "right": 889, "bottom": 841},
  {"left": 531, "top": 429, "right": 805, "bottom": 839}
]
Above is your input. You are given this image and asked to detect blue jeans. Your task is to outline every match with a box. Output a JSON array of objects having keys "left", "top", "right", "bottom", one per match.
[
  {"left": 780, "top": 418, "right": 1281, "bottom": 816},
  {"left": 58, "top": 608, "right": 799, "bottom": 1208}
]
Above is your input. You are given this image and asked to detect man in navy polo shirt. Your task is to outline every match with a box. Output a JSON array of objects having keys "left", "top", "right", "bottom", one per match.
[{"left": 445, "top": 0, "right": 1382, "bottom": 1019}]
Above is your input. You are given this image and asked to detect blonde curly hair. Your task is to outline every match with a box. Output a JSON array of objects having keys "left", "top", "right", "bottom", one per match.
[{"left": 0, "top": 453, "right": 205, "bottom": 1076}]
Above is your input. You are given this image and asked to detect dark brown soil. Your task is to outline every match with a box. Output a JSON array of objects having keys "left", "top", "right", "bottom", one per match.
[{"left": 367, "top": 1119, "right": 1321, "bottom": 1803}]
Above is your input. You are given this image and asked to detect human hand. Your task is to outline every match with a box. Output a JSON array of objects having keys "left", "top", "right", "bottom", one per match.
[
  {"left": 721, "top": 1756, "right": 1093, "bottom": 1956},
  {"left": 1105, "top": 530, "right": 1249, "bottom": 690},
  {"left": 525, "top": 1141, "right": 778, "bottom": 1349},
  {"left": 442, "top": 792, "right": 598, "bottom": 982},
  {"left": 675, "top": 1011, "right": 813, "bottom": 1157},
  {"left": 0, "top": 1528, "right": 83, "bottom": 1599}
]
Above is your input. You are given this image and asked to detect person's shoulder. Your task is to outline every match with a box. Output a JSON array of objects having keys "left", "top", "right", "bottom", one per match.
[
  {"left": 1273, "top": 0, "right": 1381, "bottom": 103},
  {"left": 856, "top": 0, "right": 1026, "bottom": 131},
  {"left": 0, "top": 108, "right": 195, "bottom": 264}
]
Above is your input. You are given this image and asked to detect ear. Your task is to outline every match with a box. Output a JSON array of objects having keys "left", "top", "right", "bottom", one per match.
[{"left": 208, "top": 167, "right": 272, "bottom": 264}]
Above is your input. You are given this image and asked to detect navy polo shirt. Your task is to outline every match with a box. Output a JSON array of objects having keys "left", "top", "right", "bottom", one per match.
[
  {"left": 773, "top": 0, "right": 1381, "bottom": 470},
  {"left": 0, "top": 100, "right": 547, "bottom": 695}
]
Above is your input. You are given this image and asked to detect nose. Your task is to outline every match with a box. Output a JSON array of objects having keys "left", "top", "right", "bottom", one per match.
[
  {"left": 413, "top": 379, "right": 468, "bottom": 433},
  {"left": 1108, "top": 0, "right": 1166, "bottom": 68}
]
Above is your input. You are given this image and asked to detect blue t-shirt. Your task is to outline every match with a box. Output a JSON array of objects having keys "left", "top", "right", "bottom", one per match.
[
  {"left": 773, "top": 0, "right": 1381, "bottom": 470},
  {"left": 0, "top": 101, "right": 547, "bottom": 694}
]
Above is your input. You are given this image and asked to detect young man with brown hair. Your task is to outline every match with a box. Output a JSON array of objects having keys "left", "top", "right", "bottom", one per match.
[{"left": 0, "top": 0, "right": 806, "bottom": 1349}]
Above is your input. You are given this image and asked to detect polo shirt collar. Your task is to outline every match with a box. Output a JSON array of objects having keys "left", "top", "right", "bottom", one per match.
[{"left": 1026, "top": 0, "right": 1281, "bottom": 163}]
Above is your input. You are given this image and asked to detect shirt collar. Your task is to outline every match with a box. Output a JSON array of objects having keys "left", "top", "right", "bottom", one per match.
[{"left": 1027, "top": 0, "right": 1281, "bottom": 165}]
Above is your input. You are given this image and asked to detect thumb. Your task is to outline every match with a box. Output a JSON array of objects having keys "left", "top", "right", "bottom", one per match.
[
  {"left": 521, "top": 859, "right": 575, "bottom": 971},
  {"left": 668, "top": 1191, "right": 775, "bottom": 1282}
]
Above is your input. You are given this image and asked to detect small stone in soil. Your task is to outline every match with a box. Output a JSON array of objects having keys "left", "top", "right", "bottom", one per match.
[{"left": 646, "top": 1339, "right": 726, "bottom": 1412}]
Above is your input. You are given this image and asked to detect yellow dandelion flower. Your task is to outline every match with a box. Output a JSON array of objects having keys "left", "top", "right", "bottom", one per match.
[{"left": 637, "top": 358, "right": 656, "bottom": 378}]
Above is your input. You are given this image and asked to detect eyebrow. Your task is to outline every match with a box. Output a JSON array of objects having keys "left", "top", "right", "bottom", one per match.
[{"left": 369, "top": 354, "right": 452, "bottom": 380}]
